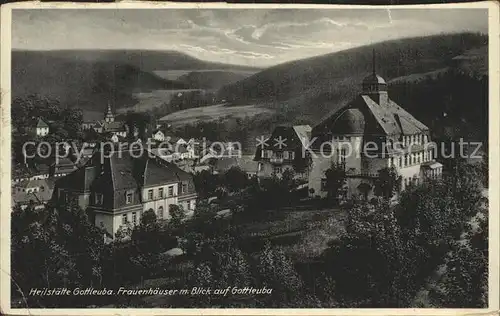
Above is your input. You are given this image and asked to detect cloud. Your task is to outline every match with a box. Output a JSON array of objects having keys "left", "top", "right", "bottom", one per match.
[{"left": 12, "top": 8, "right": 488, "bottom": 67}]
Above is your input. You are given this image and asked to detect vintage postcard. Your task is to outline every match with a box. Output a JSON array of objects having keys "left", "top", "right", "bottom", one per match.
[{"left": 0, "top": 1, "right": 499, "bottom": 315}]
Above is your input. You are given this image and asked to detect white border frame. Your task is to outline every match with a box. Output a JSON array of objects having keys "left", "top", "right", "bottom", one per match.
[{"left": 1, "top": 1, "right": 498, "bottom": 315}]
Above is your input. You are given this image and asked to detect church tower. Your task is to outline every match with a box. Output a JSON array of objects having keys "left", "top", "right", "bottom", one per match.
[
  {"left": 104, "top": 103, "right": 115, "bottom": 123},
  {"left": 361, "top": 49, "right": 388, "bottom": 106}
]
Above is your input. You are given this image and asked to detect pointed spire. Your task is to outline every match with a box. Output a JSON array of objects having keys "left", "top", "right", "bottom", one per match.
[{"left": 372, "top": 48, "right": 376, "bottom": 75}]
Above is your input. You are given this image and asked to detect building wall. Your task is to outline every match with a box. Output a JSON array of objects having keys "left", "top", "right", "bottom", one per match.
[
  {"left": 142, "top": 197, "right": 178, "bottom": 220},
  {"left": 362, "top": 157, "right": 389, "bottom": 175},
  {"left": 257, "top": 162, "right": 295, "bottom": 178},
  {"left": 37, "top": 127, "right": 49, "bottom": 137},
  {"left": 397, "top": 163, "right": 423, "bottom": 190},
  {"left": 94, "top": 212, "right": 114, "bottom": 235},
  {"left": 77, "top": 193, "right": 91, "bottom": 210},
  {"left": 308, "top": 155, "right": 336, "bottom": 198}
]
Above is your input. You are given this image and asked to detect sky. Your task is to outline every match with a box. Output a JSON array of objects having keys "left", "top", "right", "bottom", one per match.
[{"left": 12, "top": 8, "right": 488, "bottom": 67}]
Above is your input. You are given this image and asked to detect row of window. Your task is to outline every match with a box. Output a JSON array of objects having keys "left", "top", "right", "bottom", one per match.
[
  {"left": 122, "top": 211, "right": 139, "bottom": 225},
  {"left": 16, "top": 186, "right": 46, "bottom": 193},
  {"left": 146, "top": 182, "right": 188, "bottom": 201},
  {"left": 261, "top": 150, "right": 296, "bottom": 160},
  {"left": 389, "top": 150, "right": 433, "bottom": 168},
  {"left": 93, "top": 183, "right": 189, "bottom": 205},
  {"left": 120, "top": 201, "right": 194, "bottom": 225},
  {"left": 402, "top": 134, "right": 428, "bottom": 146}
]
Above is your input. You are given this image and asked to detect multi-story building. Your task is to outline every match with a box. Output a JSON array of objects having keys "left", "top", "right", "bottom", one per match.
[
  {"left": 308, "top": 51, "right": 443, "bottom": 200},
  {"left": 53, "top": 147, "right": 197, "bottom": 238},
  {"left": 254, "top": 125, "right": 312, "bottom": 179}
]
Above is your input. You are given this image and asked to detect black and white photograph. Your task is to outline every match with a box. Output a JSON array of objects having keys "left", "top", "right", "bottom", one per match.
[{"left": 1, "top": 1, "right": 498, "bottom": 313}]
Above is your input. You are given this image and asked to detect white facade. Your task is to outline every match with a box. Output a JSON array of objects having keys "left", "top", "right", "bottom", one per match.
[{"left": 36, "top": 127, "right": 49, "bottom": 137}]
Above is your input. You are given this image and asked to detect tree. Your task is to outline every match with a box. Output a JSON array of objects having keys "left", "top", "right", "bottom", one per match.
[
  {"left": 322, "top": 200, "right": 419, "bottom": 307},
  {"left": 169, "top": 204, "right": 185, "bottom": 227},
  {"left": 324, "top": 163, "right": 346, "bottom": 203},
  {"left": 430, "top": 215, "right": 488, "bottom": 307},
  {"left": 223, "top": 167, "right": 249, "bottom": 192},
  {"left": 11, "top": 201, "right": 106, "bottom": 307},
  {"left": 193, "top": 169, "right": 219, "bottom": 197},
  {"left": 373, "top": 167, "right": 401, "bottom": 199}
]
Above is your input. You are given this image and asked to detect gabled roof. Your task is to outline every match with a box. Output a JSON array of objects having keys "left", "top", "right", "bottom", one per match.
[{"left": 36, "top": 118, "right": 49, "bottom": 128}]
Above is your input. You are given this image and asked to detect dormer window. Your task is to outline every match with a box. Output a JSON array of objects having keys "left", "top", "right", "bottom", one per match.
[
  {"left": 181, "top": 182, "right": 188, "bottom": 194},
  {"left": 95, "top": 193, "right": 103, "bottom": 205},
  {"left": 126, "top": 192, "right": 133, "bottom": 204}
]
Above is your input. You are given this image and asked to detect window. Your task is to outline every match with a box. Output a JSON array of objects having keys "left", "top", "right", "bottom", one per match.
[
  {"left": 283, "top": 151, "right": 289, "bottom": 159},
  {"left": 122, "top": 214, "right": 128, "bottom": 225},
  {"left": 187, "top": 200, "right": 192, "bottom": 210},
  {"left": 148, "top": 189, "right": 153, "bottom": 200},
  {"left": 126, "top": 193, "right": 133, "bottom": 204},
  {"left": 276, "top": 152, "right": 283, "bottom": 159},
  {"left": 182, "top": 183, "right": 188, "bottom": 194},
  {"left": 168, "top": 186, "right": 174, "bottom": 197},
  {"left": 338, "top": 148, "right": 346, "bottom": 165},
  {"left": 321, "top": 178, "right": 327, "bottom": 191},
  {"left": 158, "top": 206, "right": 164, "bottom": 219},
  {"left": 158, "top": 188, "right": 164, "bottom": 198},
  {"left": 95, "top": 193, "right": 103, "bottom": 205},
  {"left": 290, "top": 151, "right": 295, "bottom": 160},
  {"left": 132, "top": 212, "right": 137, "bottom": 225}
]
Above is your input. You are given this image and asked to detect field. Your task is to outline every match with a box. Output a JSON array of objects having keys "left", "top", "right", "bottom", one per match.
[
  {"left": 158, "top": 103, "right": 275, "bottom": 127},
  {"left": 153, "top": 69, "right": 257, "bottom": 81},
  {"left": 116, "top": 89, "right": 205, "bottom": 114}
]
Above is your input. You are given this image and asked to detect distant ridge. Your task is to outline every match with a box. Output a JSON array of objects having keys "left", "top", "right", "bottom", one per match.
[
  {"left": 217, "top": 32, "right": 487, "bottom": 121},
  {"left": 12, "top": 49, "right": 260, "bottom": 112}
]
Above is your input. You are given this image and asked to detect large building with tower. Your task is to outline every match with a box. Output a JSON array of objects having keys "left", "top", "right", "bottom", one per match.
[{"left": 307, "top": 51, "right": 443, "bottom": 200}]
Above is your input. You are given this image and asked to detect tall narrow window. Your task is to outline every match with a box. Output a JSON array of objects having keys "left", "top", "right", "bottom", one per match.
[
  {"left": 148, "top": 189, "right": 153, "bottom": 200},
  {"left": 182, "top": 183, "right": 188, "bottom": 194},
  {"left": 126, "top": 193, "right": 133, "bottom": 204},
  {"left": 168, "top": 186, "right": 174, "bottom": 197},
  {"left": 158, "top": 206, "right": 164, "bottom": 219},
  {"left": 122, "top": 214, "right": 128, "bottom": 225},
  {"left": 158, "top": 188, "right": 164, "bottom": 198},
  {"left": 95, "top": 193, "right": 103, "bottom": 205},
  {"left": 132, "top": 212, "right": 137, "bottom": 225}
]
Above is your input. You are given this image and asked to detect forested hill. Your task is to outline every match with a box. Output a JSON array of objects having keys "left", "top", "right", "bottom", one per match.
[{"left": 217, "top": 32, "right": 488, "bottom": 141}]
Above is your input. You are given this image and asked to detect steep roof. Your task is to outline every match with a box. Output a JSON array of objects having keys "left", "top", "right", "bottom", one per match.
[
  {"left": 36, "top": 118, "right": 49, "bottom": 128},
  {"left": 55, "top": 148, "right": 197, "bottom": 209},
  {"left": 143, "top": 158, "right": 183, "bottom": 187},
  {"left": 313, "top": 94, "right": 429, "bottom": 137},
  {"left": 12, "top": 179, "right": 53, "bottom": 205}
]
